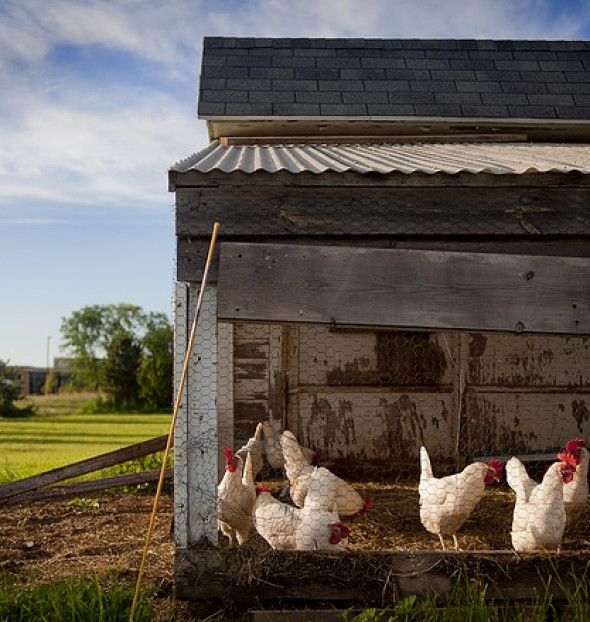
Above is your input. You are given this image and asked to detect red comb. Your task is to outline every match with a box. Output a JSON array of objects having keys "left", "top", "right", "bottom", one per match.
[
  {"left": 566, "top": 438, "right": 586, "bottom": 453},
  {"left": 222, "top": 447, "right": 234, "bottom": 461},
  {"left": 488, "top": 460, "right": 503, "bottom": 474}
]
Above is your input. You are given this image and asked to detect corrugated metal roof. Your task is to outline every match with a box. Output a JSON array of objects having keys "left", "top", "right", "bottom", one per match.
[{"left": 171, "top": 141, "right": 590, "bottom": 175}]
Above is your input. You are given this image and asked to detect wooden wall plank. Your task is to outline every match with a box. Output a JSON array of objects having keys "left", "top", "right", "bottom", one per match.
[
  {"left": 218, "top": 243, "right": 590, "bottom": 335},
  {"left": 172, "top": 169, "right": 590, "bottom": 189},
  {"left": 464, "top": 390, "right": 590, "bottom": 457},
  {"left": 293, "top": 389, "right": 456, "bottom": 464},
  {"left": 466, "top": 332, "right": 590, "bottom": 387},
  {"left": 176, "top": 185, "right": 590, "bottom": 237},
  {"left": 294, "top": 325, "right": 456, "bottom": 387},
  {"left": 177, "top": 237, "right": 590, "bottom": 283}
]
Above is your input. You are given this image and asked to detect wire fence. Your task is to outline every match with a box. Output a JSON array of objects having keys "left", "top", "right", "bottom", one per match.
[{"left": 209, "top": 318, "right": 589, "bottom": 554}]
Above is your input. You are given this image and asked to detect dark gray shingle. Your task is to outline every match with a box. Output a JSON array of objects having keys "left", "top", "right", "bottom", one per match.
[{"left": 198, "top": 37, "right": 590, "bottom": 120}]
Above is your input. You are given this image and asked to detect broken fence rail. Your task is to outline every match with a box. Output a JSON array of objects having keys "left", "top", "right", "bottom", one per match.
[{"left": 0, "top": 434, "right": 170, "bottom": 505}]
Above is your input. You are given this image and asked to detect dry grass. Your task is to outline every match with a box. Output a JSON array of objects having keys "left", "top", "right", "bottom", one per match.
[{"left": 1, "top": 482, "right": 589, "bottom": 620}]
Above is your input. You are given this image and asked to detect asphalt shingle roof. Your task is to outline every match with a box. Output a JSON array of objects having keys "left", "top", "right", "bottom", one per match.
[{"left": 198, "top": 38, "right": 590, "bottom": 120}]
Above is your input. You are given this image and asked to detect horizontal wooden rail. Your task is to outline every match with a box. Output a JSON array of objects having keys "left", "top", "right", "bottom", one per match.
[
  {"left": 219, "top": 133, "right": 529, "bottom": 146},
  {"left": 1, "top": 468, "right": 174, "bottom": 507},
  {"left": 0, "top": 435, "right": 169, "bottom": 501}
]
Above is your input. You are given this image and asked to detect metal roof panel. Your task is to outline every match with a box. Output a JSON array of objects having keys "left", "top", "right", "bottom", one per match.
[{"left": 171, "top": 141, "right": 590, "bottom": 176}]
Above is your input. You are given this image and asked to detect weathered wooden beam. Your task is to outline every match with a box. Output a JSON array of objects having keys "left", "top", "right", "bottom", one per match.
[
  {"left": 175, "top": 548, "right": 589, "bottom": 605},
  {"left": 217, "top": 243, "right": 590, "bottom": 335},
  {"left": 219, "top": 133, "right": 529, "bottom": 146},
  {"left": 171, "top": 169, "right": 590, "bottom": 189},
  {"left": 1, "top": 468, "right": 173, "bottom": 506},
  {"left": 175, "top": 185, "right": 590, "bottom": 238},
  {"left": 176, "top": 237, "right": 590, "bottom": 283},
  {"left": 0, "top": 435, "right": 169, "bottom": 501}
]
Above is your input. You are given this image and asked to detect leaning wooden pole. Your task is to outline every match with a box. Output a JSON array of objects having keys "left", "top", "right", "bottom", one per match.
[{"left": 130, "top": 221, "right": 220, "bottom": 621}]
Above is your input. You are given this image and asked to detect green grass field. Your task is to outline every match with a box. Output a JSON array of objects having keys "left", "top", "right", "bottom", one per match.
[{"left": 1, "top": 394, "right": 171, "bottom": 483}]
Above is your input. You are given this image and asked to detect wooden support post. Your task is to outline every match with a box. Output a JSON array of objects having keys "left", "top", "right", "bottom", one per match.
[{"left": 174, "top": 283, "right": 219, "bottom": 548}]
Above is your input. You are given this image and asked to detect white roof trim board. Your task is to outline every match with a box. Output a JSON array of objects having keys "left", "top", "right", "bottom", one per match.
[{"left": 171, "top": 141, "right": 590, "bottom": 176}]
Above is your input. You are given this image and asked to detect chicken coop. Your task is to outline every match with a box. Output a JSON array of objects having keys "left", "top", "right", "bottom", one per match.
[{"left": 169, "top": 37, "right": 590, "bottom": 617}]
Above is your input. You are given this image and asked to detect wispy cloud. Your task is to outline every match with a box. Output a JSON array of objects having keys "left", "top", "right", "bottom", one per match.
[{"left": 0, "top": 0, "right": 589, "bottom": 217}]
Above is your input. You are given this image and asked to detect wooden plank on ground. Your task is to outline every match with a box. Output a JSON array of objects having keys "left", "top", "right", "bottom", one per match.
[
  {"left": 1, "top": 468, "right": 173, "bottom": 506},
  {"left": 0, "top": 435, "right": 169, "bottom": 501},
  {"left": 249, "top": 611, "right": 391, "bottom": 622},
  {"left": 217, "top": 243, "right": 590, "bottom": 335},
  {"left": 176, "top": 548, "right": 589, "bottom": 604}
]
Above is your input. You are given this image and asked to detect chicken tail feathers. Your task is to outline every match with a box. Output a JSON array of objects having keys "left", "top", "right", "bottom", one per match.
[
  {"left": 254, "top": 421, "right": 263, "bottom": 441},
  {"left": 420, "top": 446, "right": 433, "bottom": 481}
]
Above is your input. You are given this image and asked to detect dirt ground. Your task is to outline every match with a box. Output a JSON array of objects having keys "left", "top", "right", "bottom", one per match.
[
  {"left": 1, "top": 484, "right": 589, "bottom": 621},
  {"left": 0, "top": 492, "right": 187, "bottom": 620}
]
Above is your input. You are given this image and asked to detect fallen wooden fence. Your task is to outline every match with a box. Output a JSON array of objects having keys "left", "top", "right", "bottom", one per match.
[{"left": 0, "top": 435, "right": 171, "bottom": 506}]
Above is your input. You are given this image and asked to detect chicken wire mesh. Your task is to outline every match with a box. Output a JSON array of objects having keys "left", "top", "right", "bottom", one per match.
[{"left": 175, "top": 288, "right": 589, "bottom": 554}]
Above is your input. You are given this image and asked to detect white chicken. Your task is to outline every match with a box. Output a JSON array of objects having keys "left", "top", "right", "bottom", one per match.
[
  {"left": 253, "top": 484, "right": 301, "bottom": 550},
  {"left": 280, "top": 430, "right": 373, "bottom": 516},
  {"left": 558, "top": 438, "right": 588, "bottom": 527},
  {"left": 294, "top": 466, "right": 350, "bottom": 551},
  {"left": 262, "top": 419, "right": 319, "bottom": 470},
  {"left": 507, "top": 458, "right": 575, "bottom": 552},
  {"left": 217, "top": 447, "right": 256, "bottom": 545},
  {"left": 235, "top": 422, "right": 264, "bottom": 479},
  {"left": 419, "top": 445, "right": 502, "bottom": 550}
]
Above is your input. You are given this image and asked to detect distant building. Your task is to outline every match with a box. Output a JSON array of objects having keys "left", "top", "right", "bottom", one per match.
[{"left": 15, "top": 359, "right": 73, "bottom": 396}]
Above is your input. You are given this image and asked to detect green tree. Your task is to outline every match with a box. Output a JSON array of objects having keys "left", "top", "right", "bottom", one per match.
[
  {"left": 60, "top": 304, "right": 169, "bottom": 391},
  {"left": 138, "top": 324, "right": 173, "bottom": 411},
  {"left": 104, "top": 331, "right": 143, "bottom": 408},
  {"left": 0, "top": 360, "right": 33, "bottom": 418}
]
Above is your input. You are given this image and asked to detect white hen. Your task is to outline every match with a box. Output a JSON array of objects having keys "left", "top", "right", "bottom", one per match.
[
  {"left": 294, "top": 467, "right": 350, "bottom": 551},
  {"left": 253, "top": 484, "right": 301, "bottom": 550},
  {"left": 262, "top": 419, "right": 318, "bottom": 470},
  {"left": 508, "top": 458, "right": 573, "bottom": 552},
  {"left": 280, "top": 430, "right": 372, "bottom": 516},
  {"left": 235, "top": 422, "right": 264, "bottom": 479},
  {"left": 217, "top": 447, "right": 256, "bottom": 545},
  {"left": 419, "top": 445, "right": 502, "bottom": 550}
]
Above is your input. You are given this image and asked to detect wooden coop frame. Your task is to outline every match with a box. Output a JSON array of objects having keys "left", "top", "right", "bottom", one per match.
[{"left": 170, "top": 36, "right": 590, "bottom": 616}]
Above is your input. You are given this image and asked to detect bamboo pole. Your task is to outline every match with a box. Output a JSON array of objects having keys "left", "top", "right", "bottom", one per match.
[{"left": 129, "top": 221, "right": 220, "bottom": 621}]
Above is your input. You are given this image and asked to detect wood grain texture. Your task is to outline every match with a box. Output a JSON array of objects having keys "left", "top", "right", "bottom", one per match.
[
  {"left": 217, "top": 243, "right": 590, "bottom": 335},
  {"left": 0, "top": 435, "right": 168, "bottom": 503},
  {"left": 177, "top": 237, "right": 590, "bottom": 282},
  {"left": 175, "top": 548, "right": 588, "bottom": 604},
  {"left": 2, "top": 468, "right": 173, "bottom": 507},
  {"left": 176, "top": 185, "right": 590, "bottom": 237}
]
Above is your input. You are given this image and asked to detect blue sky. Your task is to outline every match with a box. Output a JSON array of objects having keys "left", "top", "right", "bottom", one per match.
[{"left": 1, "top": 0, "right": 590, "bottom": 367}]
